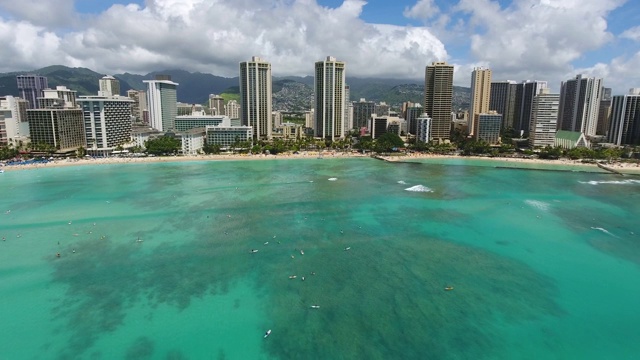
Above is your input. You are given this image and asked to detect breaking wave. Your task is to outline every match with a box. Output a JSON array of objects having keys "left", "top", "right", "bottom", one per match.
[
  {"left": 591, "top": 227, "right": 618, "bottom": 238},
  {"left": 328, "top": 178, "right": 338, "bottom": 181},
  {"left": 580, "top": 179, "right": 640, "bottom": 185},
  {"left": 525, "top": 200, "right": 550, "bottom": 211},
  {"left": 405, "top": 185, "right": 433, "bottom": 193},
  {"left": 397, "top": 181, "right": 407, "bottom": 185}
]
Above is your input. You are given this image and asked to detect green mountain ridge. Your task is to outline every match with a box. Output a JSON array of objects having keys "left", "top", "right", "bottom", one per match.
[{"left": 0, "top": 65, "right": 470, "bottom": 111}]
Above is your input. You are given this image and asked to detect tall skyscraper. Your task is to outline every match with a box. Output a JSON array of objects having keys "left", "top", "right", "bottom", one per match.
[
  {"left": 489, "top": 80, "right": 517, "bottom": 130},
  {"left": 240, "top": 56, "right": 272, "bottom": 140},
  {"left": 353, "top": 99, "right": 375, "bottom": 130},
  {"left": 469, "top": 67, "right": 492, "bottom": 134},
  {"left": 406, "top": 104, "right": 423, "bottom": 136},
  {"left": 529, "top": 89, "right": 560, "bottom": 148},
  {"left": 225, "top": 100, "right": 241, "bottom": 119},
  {"left": 144, "top": 76, "right": 179, "bottom": 132},
  {"left": 315, "top": 56, "right": 346, "bottom": 141},
  {"left": 209, "top": 94, "right": 225, "bottom": 116},
  {"left": 513, "top": 80, "right": 548, "bottom": 136},
  {"left": 424, "top": 61, "right": 454, "bottom": 141},
  {"left": 16, "top": 74, "right": 48, "bottom": 109},
  {"left": 99, "top": 75, "right": 120, "bottom": 97},
  {"left": 557, "top": 74, "right": 603, "bottom": 136},
  {"left": 127, "top": 90, "right": 147, "bottom": 123},
  {"left": 344, "top": 85, "right": 352, "bottom": 131},
  {"left": 78, "top": 96, "right": 133, "bottom": 154},
  {"left": 608, "top": 88, "right": 640, "bottom": 146},
  {"left": 597, "top": 87, "right": 612, "bottom": 136}
]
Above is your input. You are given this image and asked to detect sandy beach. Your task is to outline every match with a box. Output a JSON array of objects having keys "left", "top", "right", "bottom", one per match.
[{"left": 2, "top": 151, "right": 640, "bottom": 175}]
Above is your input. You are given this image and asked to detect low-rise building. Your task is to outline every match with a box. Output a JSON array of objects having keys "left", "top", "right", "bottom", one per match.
[
  {"left": 555, "top": 130, "right": 589, "bottom": 149},
  {"left": 206, "top": 125, "right": 253, "bottom": 149},
  {"left": 131, "top": 125, "right": 162, "bottom": 149},
  {"left": 175, "top": 113, "right": 228, "bottom": 131},
  {"left": 178, "top": 128, "right": 206, "bottom": 155},
  {"left": 474, "top": 112, "right": 502, "bottom": 144}
]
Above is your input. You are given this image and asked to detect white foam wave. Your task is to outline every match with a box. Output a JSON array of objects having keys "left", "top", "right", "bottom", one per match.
[
  {"left": 397, "top": 181, "right": 407, "bottom": 185},
  {"left": 405, "top": 185, "right": 433, "bottom": 193},
  {"left": 328, "top": 178, "right": 338, "bottom": 181},
  {"left": 525, "top": 200, "right": 550, "bottom": 211},
  {"left": 591, "top": 227, "right": 618, "bottom": 238},
  {"left": 580, "top": 179, "right": 640, "bottom": 185}
]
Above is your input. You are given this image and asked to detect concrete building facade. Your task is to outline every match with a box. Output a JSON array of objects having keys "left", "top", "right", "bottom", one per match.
[
  {"left": 469, "top": 67, "right": 492, "bottom": 135},
  {"left": 99, "top": 75, "right": 120, "bottom": 97},
  {"left": 514, "top": 80, "right": 548, "bottom": 137},
  {"left": 424, "top": 61, "right": 454, "bottom": 142},
  {"left": 41, "top": 86, "right": 78, "bottom": 109},
  {"left": 127, "top": 90, "right": 147, "bottom": 123},
  {"left": 27, "top": 108, "right": 85, "bottom": 152},
  {"left": 416, "top": 113, "right": 432, "bottom": 143},
  {"left": 225, "top": 100, "right": 241, "bottom": 119},
  {"left": 558, "top": 74, "right": 602, "bottom": 136},
  {"left": 353, "top": 99, "right": 375, "bottom": 130},
  {"left": 16, "top": 74, "right": 48, "bottom": 109},
  {"left": 240, "top": 56, "right": 272, "bottom": 140},
  {"left": 209, "top": 94, "right": 225, "bottom": 116},
  {"left": 144, "top": 78, "right": 179, "bottom": 132},
  {"left": 597, "top": 87, "right": 612, "bottom": 136},
  {"left": 489, "top": 80, "right": 517, "bottom": 130},
  {"left": 206, "top": 125, "right": 253, "bottom": 149},
  {"left": 474, "top": 112, "right": 502, "bottom": 144},
  {"left": 608, "top": 89, "right": 640, "bottom": 146},
  {"left": 529, "top": 90, "right": 560, "bottom": 148},
  {"left": 175, "top": 114, "right": 228, "bottom": 132},
  {"left": 0, "top": 96, "right": 29, "bottom": 144},
  {"left": 77, "top": 96, "right": 133, "bottom": 154},
  {"left": 315, "top": 56, "right": 346, "bottom": 141}
]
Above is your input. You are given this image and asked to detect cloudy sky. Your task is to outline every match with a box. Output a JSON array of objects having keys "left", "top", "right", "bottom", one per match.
[{"left": 0, "top": 0, "right": 639, "bottom": 93}]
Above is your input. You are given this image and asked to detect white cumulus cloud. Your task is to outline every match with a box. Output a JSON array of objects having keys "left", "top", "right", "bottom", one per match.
[
  {"left": 620, "top": 26, "right": 640, "bottom": 42},
  {"left": 0, "top": 0, "right": 448, "bottom": 79}
]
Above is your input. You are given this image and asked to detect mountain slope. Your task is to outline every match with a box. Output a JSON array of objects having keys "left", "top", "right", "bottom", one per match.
[{"left": 0, "top": 65, "right": 470, "bottom": 110}]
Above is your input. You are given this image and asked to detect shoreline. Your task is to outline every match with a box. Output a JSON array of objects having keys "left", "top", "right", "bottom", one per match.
[
  {"left": 378, "top": 153, "right": 640, "bottom": 175},
  {"left": 2, "top": 152, "right": 640, "bottom": 175}
]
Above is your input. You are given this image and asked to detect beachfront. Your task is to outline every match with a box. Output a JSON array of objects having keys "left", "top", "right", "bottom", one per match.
[{"left": 2, "top": 151, "right": 640, "bottom": 175}]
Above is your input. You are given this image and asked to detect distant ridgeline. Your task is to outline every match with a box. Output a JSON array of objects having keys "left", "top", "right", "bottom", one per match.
[{"left": 0, "top": 65, "right": 470, "bottom": 111}]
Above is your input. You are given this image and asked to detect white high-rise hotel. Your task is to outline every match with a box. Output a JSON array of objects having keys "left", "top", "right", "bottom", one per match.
[
  {"left": 315, "top": 56, "right": 346, "bottom": 141},
  {"left": 77, "top": 96, "right": 133, "bottom": 154},
  {"left": 144, "top": 77, "right": 178, "bottom": 132},
  {"left": 239, "top": 56, "right": 272, "bottom": 140},
  {"left": 529, "top": 89, "right": 560, "bottom": 147}
]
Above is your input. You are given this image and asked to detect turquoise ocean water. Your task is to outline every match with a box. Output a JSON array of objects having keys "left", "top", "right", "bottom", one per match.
[{"left": 1, "top": 158, "right": 639, "bottom": 359}]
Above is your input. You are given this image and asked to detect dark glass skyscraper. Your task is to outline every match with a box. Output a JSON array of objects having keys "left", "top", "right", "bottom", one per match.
[{"left": 16, "top": 74, "right": 48, "bottom": 109}]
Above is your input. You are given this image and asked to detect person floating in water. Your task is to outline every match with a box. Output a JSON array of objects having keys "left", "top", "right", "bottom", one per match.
[{"left": 56, "top": 253, "right": 61, "bottom": 258}]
